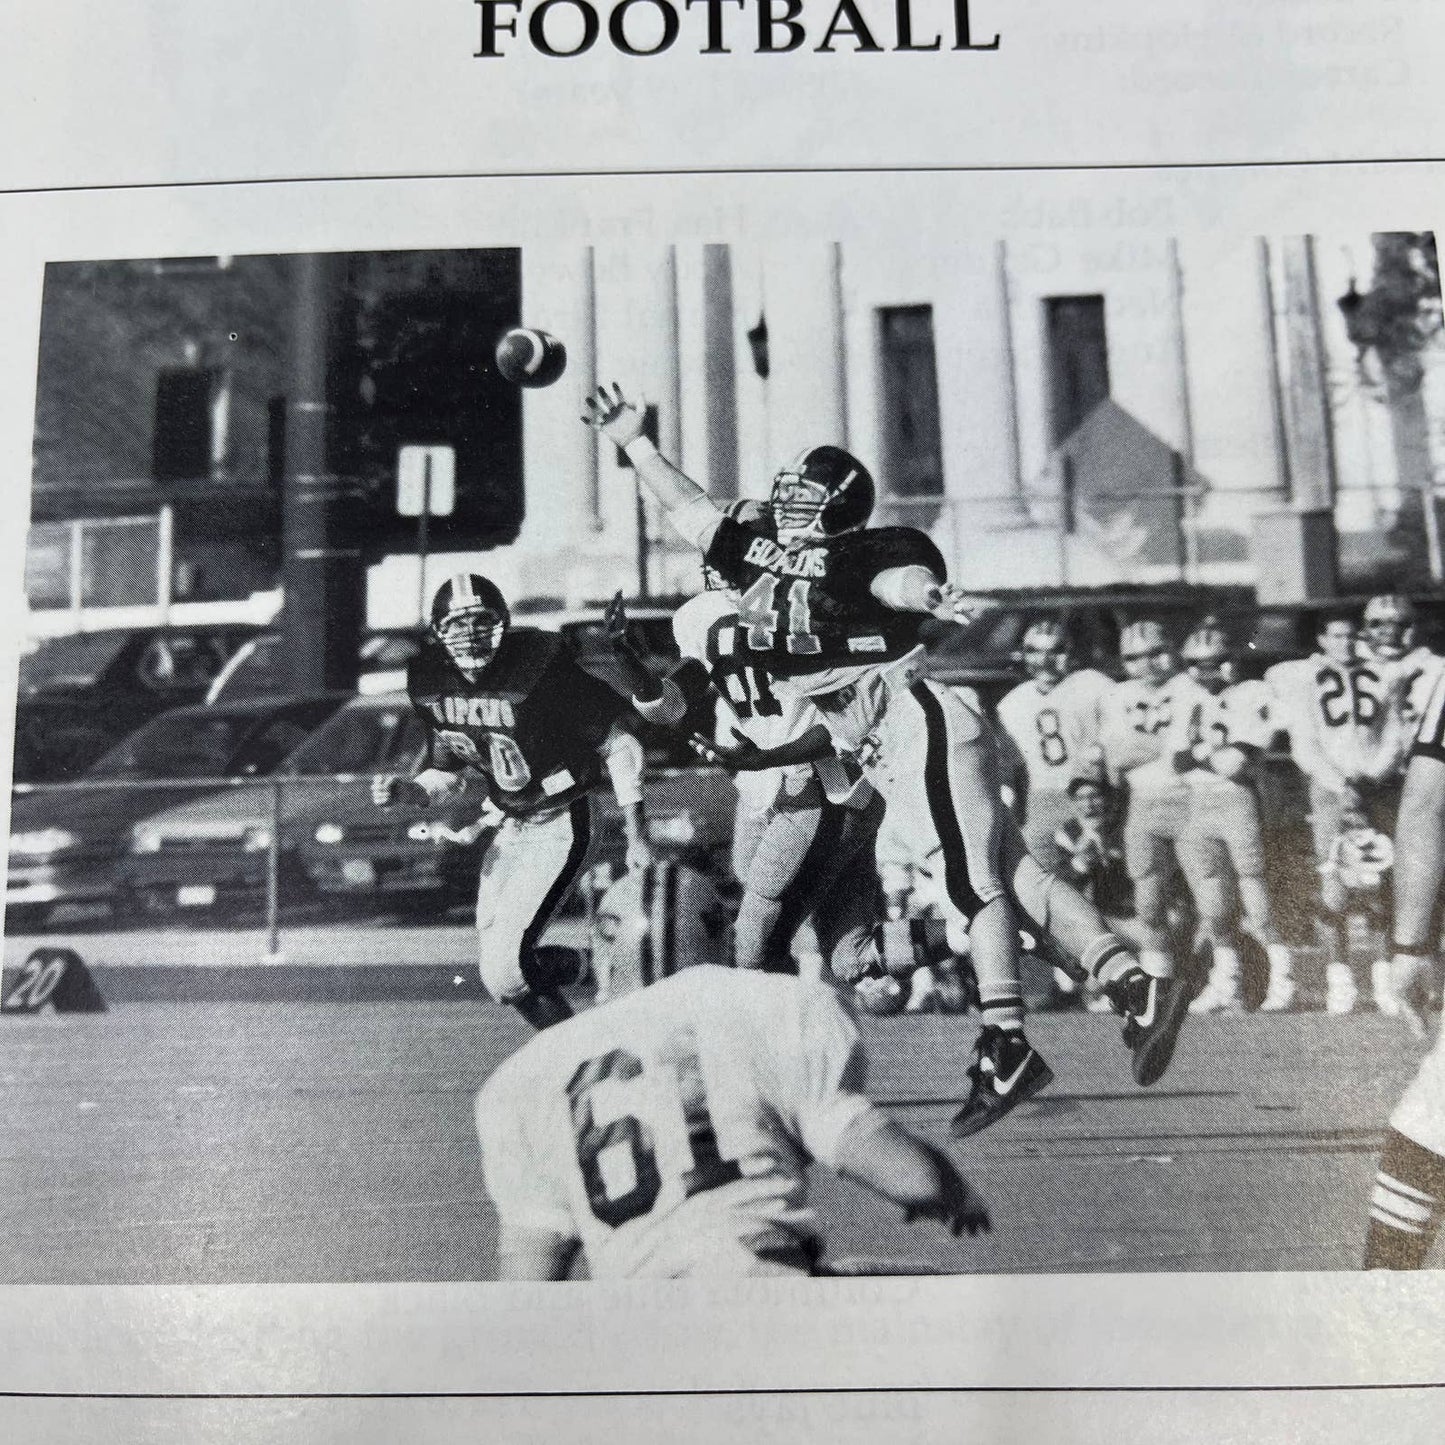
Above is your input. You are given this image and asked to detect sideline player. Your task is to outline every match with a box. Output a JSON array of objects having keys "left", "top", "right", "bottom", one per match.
[
  {"left": 1267, "top": 607, "right": 1414, "bottom": 1013},
  {"left": 583, "top": 384, "right": 1189, "bottom": 1138},
  {"left": 1358, "top": 593, "right": 1444, "bottom": 726},
  {"left": 996, "top": 616, "right": 1113, "bottom": 874},
  {"left": 372, "top": 573, "right": 651, "bottom": 1031},
  {"left": 1363, "top": 668, "right": 1445, "bottom": 1269},
  {"left": 474, "top": 863, "right": 991, "bottom": 1280},
  {"left": 1168, "top": 623, "right": 1294, "bottom": 1012},
  {"left": 605, "top": 589, "right": 887, "bottom": 983}
]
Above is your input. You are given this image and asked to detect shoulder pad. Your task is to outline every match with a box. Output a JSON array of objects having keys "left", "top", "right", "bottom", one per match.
[{"left": 673, "top": 593, "right": 736, "bottom": 662}]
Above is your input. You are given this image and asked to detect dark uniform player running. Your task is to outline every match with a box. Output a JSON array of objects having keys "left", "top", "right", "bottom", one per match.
[
  {"left": 372, "top": 573, "right": 651, "bottom": 1031},
  {"left": 584, "top": 383, "right": 1189, "bottom": 1136}
]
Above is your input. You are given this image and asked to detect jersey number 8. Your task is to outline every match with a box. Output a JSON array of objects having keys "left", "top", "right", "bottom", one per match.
[{"left": 566, "top": 1029, "right": 742, "bottom": 1229}]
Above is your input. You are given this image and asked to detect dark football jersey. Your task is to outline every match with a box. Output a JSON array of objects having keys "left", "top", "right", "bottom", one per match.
[
  {"left": 702, "top": 517, "right": 945, "bottom": 681},
  {"left": 406, "top": 628, "right": 628, "bottom": 818}
]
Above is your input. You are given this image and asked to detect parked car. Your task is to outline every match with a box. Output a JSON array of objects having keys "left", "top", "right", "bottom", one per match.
[
  {"left": 5, "top": 693, "right": 346, "bottom": 931},
  {"left": 205, "top": 627, "right": 426, "bottom": 703},
  {"left": 13, "top": 624, "right": 265, "bottom": 782},
  {"left": 118, "top": 690, "right": 412, "bottom": 919}
]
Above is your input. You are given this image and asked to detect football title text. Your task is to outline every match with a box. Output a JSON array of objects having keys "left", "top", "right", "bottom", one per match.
[{"left": 472, "top": 0, "right": 1001, "bottom": 58}]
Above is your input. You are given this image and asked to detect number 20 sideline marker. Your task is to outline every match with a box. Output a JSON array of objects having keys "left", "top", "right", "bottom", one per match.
[{"left": 473, "top": 0, "right": 1001, "bottom": 58}]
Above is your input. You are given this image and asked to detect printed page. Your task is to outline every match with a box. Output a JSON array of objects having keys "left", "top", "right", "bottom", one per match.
[{"left": 1, "top": 3, "right": 1444, "bottom": 1441}]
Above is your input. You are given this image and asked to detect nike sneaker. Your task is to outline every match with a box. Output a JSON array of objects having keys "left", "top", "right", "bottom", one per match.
[
  {"left": 950, "top": 1026, "right": 1053, "bottom": 1138},
  {"left": 1107, "top": 967, "right": 1191, "bottom": 1087}
]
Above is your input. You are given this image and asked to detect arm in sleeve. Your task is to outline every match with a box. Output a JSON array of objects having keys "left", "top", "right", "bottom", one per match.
[
  {"left": 474, "top": 1079, "right": 579, "bottom": 1250},
  {"left": 632, "top": 659, "right": 712, "bottom": 728},
  {"left": 627, "top": 444, "right": 723, "bottom": 551},
  {"left": 600, "top": 723, "right": 646, "bottom": 809},
  {"left": 782, "top": 982, "right": 878, "bottom": 1169}
]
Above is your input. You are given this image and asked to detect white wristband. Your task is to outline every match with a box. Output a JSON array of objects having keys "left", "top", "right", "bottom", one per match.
[{"left": 623, "top": 435, "right": 659, "bottom": 466}]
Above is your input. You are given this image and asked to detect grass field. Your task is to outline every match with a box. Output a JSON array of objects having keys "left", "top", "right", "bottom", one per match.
[{"left": 0, "top": 999, "right": 1427, "bottom": 1283}]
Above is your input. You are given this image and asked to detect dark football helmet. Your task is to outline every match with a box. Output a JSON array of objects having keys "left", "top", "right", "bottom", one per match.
[
  {"left": 769, "top": 446, "right": 875, "bottom": 544},
  {"left": 430, "top": 572, "right": 509, "bottom": 676}
]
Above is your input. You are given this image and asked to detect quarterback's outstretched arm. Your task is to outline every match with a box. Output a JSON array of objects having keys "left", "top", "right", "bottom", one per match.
[{"left": 583, "top": 384, "right": 722, "bottom": 552}]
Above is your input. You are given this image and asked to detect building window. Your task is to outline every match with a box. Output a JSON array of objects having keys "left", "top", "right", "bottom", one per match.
[
  {"left": 878, "top": 305, "right": 944, "bottom": 501},
  {"left": 1045, "top": 295, "right": 1110, "bottom": 446}
]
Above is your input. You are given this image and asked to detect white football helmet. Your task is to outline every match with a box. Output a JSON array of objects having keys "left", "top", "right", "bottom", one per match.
[
  {"left": 1361, "top": 594, "right": 1415, "bottom": 661},
  {"left": 591, "top": 862, "right": 732, "bottom": 1003}
]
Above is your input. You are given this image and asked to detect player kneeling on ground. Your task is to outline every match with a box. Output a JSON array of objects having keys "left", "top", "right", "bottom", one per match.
[
  {"left": 372, "top": 573, "right": 651, "bottom": 1032},
  {"left": 474, "top": 862, "right": 991, "bottom": 1280}
]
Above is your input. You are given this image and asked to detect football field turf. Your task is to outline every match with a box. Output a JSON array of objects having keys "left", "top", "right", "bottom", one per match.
[{"left": 0, "top": 1000, "right": 1424, "bottom": 1283}]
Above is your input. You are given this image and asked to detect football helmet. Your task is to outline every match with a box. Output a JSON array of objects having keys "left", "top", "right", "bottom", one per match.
[
  {"left": 769, "top": 446, "right": 875, "bottom": 544},
  {"left": 591, "top": 862, "right": 732, "bottom": 1003},
  {"left": 1361, "top": 594, "right": 1416, "bottom": 660},
  {"left": 1018, "top": 617, "right": 1072, "bottom": 691},
  {"left": 1119, "top": 620, "right": 1176, "bottom": 686},
  {"left": 430, "top": 573, "right": 508, "bottom": 676},
  {"left": 1180, "top": 622, "right": 1234, "bottom": 692}
]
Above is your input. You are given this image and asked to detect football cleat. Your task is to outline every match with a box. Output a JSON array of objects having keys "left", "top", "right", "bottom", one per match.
[
  {"left": 1258, "top": 946, "right": 1296, "bottom": 1013},
  {"left": 904, "top": 965, "right": 940, "bottom": 1013},
  {"left": 950, "top": 1027, "right": 1053, "bottom": 1138},
  {"left": 769, "top": 445, "right": 875, "bottom": 544},
  {"left": 431, "top": 573, "right": 509, "bottom": 676},
  {"left": 1324, "top": 961, "right": 1360, "bottom": 1015},
  {"left": 1106, "top": 967, "right": 1191, "bottom": 1087}
]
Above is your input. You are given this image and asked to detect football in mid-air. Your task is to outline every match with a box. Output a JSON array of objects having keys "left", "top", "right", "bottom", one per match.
[{"left": 494, "top": 327, "right": 567, "bottom": 388}]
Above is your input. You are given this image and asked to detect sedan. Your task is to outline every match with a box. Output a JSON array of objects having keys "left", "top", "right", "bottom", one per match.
[
  {"left": 5, "top": 694, "right": 346, "bottom": 932},
  {"left": 118, "top": 691, "right": 421, "bottom": 920}
]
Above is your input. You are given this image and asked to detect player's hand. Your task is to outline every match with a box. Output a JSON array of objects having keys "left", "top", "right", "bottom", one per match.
[
  {"left": 905, "top": 1145, "right": 992, "bottom": 1238},
  {"left": 603, "top": 590, "right": 631, "bottom": 650},
  {"left": 625, "top": 836, "right": 654, "bottom": 873},
  {"left": 689, "top": 728, "right": 766, "bottom": 772},
  {"left": 1391, "top": 951, "right": 1436, "bottom": 1040},
  {"left": 581, "top": 383, "right": 646, "bottom": 448},
  {"left": 930, "top": 583, "right": 994, "bottom": 628},
  {"left": 371, "top": 773, "right": 404, "bottom": 808}
]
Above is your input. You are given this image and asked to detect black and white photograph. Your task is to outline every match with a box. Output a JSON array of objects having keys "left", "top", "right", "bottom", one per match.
[{"left": 6, "top": 229, "right": 1445, "bottom": 1293}]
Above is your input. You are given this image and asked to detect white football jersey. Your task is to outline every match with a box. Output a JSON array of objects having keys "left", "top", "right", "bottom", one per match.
[
  {"left": 996, "top": 668, "right": 1112, "bottom": 793},
  {"left": 674, "top": 592, "right": 862, "bottom": 811},
  {"left": 1377, "top": 646, "right": 1445, "bottom": 727},
  {"left": 1099, "top": 672, "right": 1204, "bottom": 794},
  {"left": 474, "top": 967, "right": 876, "bottom": 1279},
  {"left": 1167, "top": 678, "right": 1274, "bottom": 794},
  {"left": 1266, "top": 655, "right": 1412, "bottom": 782}
]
